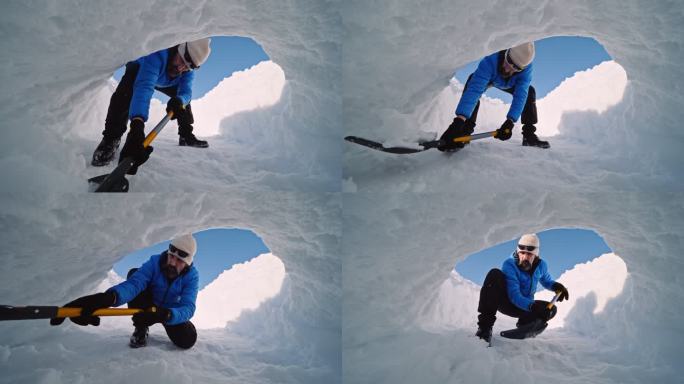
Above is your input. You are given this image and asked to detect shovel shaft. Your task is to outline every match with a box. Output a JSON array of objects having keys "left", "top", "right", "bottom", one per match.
[
  {"left": 91, "top": 111, "right": 173, "bottom": 192},
  {"left": 548, "top": 291, "right": 562, "bottom": 309},
  {"left": 452, "top": 130, "right": 497, "bottom": 143},
  {"left": 0, "top": 305, "right": 146, "bottom": 321}
]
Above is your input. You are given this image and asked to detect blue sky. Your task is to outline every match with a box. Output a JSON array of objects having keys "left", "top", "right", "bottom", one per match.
[
  {"left": 455, "top": 229, "right": 613, "bottom": 287},
  {"left": 113, "top": 228, "right": 270, "bottom": 289},
  {"left": 454, "top": 36, "right": 612, "bottom": 102},
  {"left": 113, "top": 36, "right": 269, "bottom": 102}
]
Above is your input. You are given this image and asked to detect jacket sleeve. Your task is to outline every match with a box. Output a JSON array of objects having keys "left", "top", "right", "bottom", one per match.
[
  {"left": 455, "top": 58, "right": 492, "bottom": 119},
  {"left": 166, "top": 269, "right": 199, "bottom": 325},
  {"left": 176, "top": 70, "right": 194, "bottom": 106},
  {"left": 128, "top": 53, "right": 164, "bottom": 122},
  {"left": 538, "top": 261, "right": 556, "bottom": 291},
  {"left": 502, "top": 260, "right": 534, "bottom": 311},
  {"left": 506, "top": 66, "right": 532, "bottom": 122},
  {"left": 107, "top": 257, "right": 155, "bottom": 306}
]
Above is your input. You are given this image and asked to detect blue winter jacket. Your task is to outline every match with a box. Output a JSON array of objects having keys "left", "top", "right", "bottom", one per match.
[
  {"left": 455, "top": 50, "right": 533, "bottom": 122},
  {"left": 107, "top": 252, "right": 199, "bottom": 325},
  {"left": 501, "top": 252, "right": 556, "bottom": 311},
  {"left": 128, "top": 48, "right": 195, "bottom": 122}
]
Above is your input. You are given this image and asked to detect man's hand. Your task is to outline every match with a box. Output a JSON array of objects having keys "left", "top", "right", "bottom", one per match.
[
  {"left": 132, "top": 307, "right": 171, "bottom": 327},
  {"left": 50, "top": 291, "right": 116, "bottom": 326},
  {"left": 119, "top": 119, "right": 153, "bottom": 175},
  {"left": 552, "top": 282, "right": 569, "bottom": 302},
  {"left": 166, "top": 97, "right": 184, "bottom": 120},
  {"left": 530, "top": 300, "right": 557, "bottom": 321},
  {"left": 495, "top": 119, "right": 514, "bottom": 141},
  {"left": 438, "top": 117, "right": 470, "bottom": 152}
]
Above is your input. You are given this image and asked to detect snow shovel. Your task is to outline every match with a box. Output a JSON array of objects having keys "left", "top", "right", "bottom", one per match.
[
  {"left": 499, "top": 291, "right": 562, "bottom": 340},
  {"left": 88, "top": 111, "right": 174, "bottom": 192},
  {"left": 0, "top": 304, "right": 157, "bottom": 321},
  {"left": 345, "top": 129, "right": 500, "bottom": 154}
]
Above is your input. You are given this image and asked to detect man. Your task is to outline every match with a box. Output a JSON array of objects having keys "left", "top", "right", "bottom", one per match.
[
  {"left": 50, "top": 234, "right": 200, "bottom": 349},
  {"left": 439, "top": 42, "right": 550, "bottom": 152},
  {"left": 91, "top": 38, "right": 212, "bottom": 174},
  {"left": 475, "top": 233, "right": 569, "bottom": 343}
]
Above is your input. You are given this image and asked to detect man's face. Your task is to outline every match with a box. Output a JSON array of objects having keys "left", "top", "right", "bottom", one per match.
[
  {"left": 517, "top": 250, "right": 536, "bottom": 271},
  {"left": 162, "top": 252, "right": 187, "bottom": 279},
  {"left": 167, "top": 52, "right": 190, "bottom": 77},
  {"left": 501, "top": 51, "right": 523, "bottom": 77}
]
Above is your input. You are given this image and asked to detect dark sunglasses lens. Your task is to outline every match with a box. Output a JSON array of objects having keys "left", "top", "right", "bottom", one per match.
[
  {"left": 517, "top": 244, "right": 536, "bottom": 252},
  {"left": 184, "top": 50, "right": 197, "bottom": 69},
  {"left": 169, "top": 244, "right": 189, "bottom": 258},
  {"left": 506, "top": 54, "right": 522, "bottom": 71}
]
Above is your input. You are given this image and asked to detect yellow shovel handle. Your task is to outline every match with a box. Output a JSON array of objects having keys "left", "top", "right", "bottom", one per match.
[{"left": 56, "top": 307, "right": 154, "bottom": 318}]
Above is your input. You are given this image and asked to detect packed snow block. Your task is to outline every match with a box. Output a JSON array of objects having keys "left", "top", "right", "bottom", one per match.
[
  {"left": 0, "top": 192, "right": 341, "bottom": 383},
  {"left": 0, "top": 0, "right": 343, "bottom": 193},
  {"left": 342, "top": 191, "right": 684, "bottom": 383}
]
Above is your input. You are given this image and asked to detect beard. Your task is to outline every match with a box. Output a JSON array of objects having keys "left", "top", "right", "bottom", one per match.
[
  {"left": 161, "top": 263, "right": 179, "bottom": 280},
  {"left": 518, "top": 260, "right": 532, "bottom": 271}
]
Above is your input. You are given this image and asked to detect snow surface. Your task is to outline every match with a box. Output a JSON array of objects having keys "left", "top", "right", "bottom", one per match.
[
  {"left": 2, "top": 0, "right": 684, "bottom": 383},
  {"left": 0, "top": 193, "right": 341, "bottom": 384},
  {"left": 0, "top": 1, "right": 342, "bottom": 193}
]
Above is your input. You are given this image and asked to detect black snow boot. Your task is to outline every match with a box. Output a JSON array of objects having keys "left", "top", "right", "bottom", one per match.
[
  {"left": 476, "top": 326, "right": 492, "bottom": 343},
  {"left": 179, "top": 133, "right": 208, "bottom": 148},
  {"left": 522, "top": 125, "right": 550, "bottom": 149},
  {"left": 129, "top": 326, "right": 149, "bottom": 348},
  {"left": 91, "top": 137, "right": 121, "bottom": 166}
]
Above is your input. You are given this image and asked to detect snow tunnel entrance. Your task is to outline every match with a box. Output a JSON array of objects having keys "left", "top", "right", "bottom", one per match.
[
  {"left": 444, "top": 228, "right": 628, "bottom": 330},
  {"left": 110, "top": 35, "right": 286, "bottom": 137},
  {"left": 97, "top": 228, "right": 286, "bottom": 330},
  {"left": 443, "top": 36, "right": 627, "bottom": 138}
]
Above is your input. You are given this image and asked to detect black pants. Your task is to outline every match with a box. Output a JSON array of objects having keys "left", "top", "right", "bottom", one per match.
[
  {"left": 463, "top": 74, "right": 538, "bottom": 132},
  {"left": 127, "top": 268, "right": 197, "bottom": 349},
  {"left": 102, "top": 62, "right": 195, "bottom": 142},
  {"left": 477, "top": 268, "right": 538, "bottom": 329}
]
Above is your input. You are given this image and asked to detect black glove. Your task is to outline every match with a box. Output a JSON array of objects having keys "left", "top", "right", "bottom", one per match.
[
  {"left": 495, "top": 119, "right": 514, "bottom": 141},
  {"left": 50, "top": 291, "right": 116, "bottom": 326},
  {"left": 119, "top": 119, "right": 153, "bottom": 175},
  {"left": 530, "top": 300, "right": 557, "bottom": 321},
  {"left": 552, "top": 282, "right": 569, "bottom": 302},
  {"left": 166, "top": 97, "right": 184, "bottom": 120},
  {"left": 132, "top": 307, "right": 171, "bottom": 327},
  {"left": 438, "top": 117, "right": 469, "bottom": 152}
]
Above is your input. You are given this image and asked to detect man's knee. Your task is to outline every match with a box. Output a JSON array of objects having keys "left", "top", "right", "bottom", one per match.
[
  {"left": 527, "top": 85, "right": 536, "bottom": 101},
  {"left": 484, "top": 268, "right": 504, "bottom": 283},
  {"left": 166, "top": 321, "right": 197, "bottom": 350},
  {"left": 126, "top": 268, "right": 139, "bottom": 279}
]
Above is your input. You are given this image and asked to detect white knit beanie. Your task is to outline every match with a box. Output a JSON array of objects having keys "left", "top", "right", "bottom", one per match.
[
  {"left": 179, "top": 38, "right": 211, "bottom": 68},
  {"left": 508, "top": 42, "right": 535, "bottom": 69},
  {"left": 170, "top": 233, "right": 197, "bottom": 265},
  {"left": 518, "top": 233, "right": 540, "bottom": 256}
]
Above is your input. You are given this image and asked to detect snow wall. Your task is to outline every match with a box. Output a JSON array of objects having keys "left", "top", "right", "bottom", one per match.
[
  {"left": 0, "top": 0, "right": 342, "bottom": 192},
  {"left": 0, "top": 193, "right": 341, "bottom": 383},
  {"left": 341, "top": 0, "right": 684, "bottom": 383},
  {"left": 1, "top": 0, "right": 683, "bottom": 383}
]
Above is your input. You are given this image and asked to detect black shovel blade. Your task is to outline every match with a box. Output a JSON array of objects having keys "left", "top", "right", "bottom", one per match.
[
  {"left": 345, "top": 136, "right": 438, "bottom": 154},
  {"left": 500, "top": 320, "right": 548, "bottom": 340},
  {"left": 87, "top": 156, "right": 137, "bottom": 192},
  {"left": 88, "top": 173, "right": 129, "bottom": 192}
]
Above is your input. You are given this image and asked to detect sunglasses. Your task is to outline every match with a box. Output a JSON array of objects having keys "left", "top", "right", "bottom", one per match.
[
  {"left": 505, "top": 50, "right": 524, "bottom": 72},
  {"left": 517, "top": 244, "right": 536, "bottom": 252},
  {"left": 168, "top": 244, "right": 189, "bottom": 259},
  {"left": 180, "top": 43, "right": 199, "bottom": 70}
]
